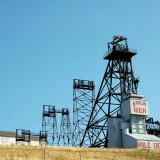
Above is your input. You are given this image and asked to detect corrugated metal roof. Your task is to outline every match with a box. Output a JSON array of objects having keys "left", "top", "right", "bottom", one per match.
[{"left": 126, "top": 133, "right": 160, "bottom": 141}]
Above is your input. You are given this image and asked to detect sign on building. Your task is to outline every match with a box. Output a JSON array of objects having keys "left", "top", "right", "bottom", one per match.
[
  {"left": 137, "top": 140, "right": 160, "bottom": 149},
  {"left": 130, "top": 100, "right": 148, "bottom": 115}
]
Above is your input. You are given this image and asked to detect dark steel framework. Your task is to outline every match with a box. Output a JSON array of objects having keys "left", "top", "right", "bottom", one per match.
[
  {"left": 39, "top": 130, "right": 47, "bottom": 146},
  {"left": 42, "top": 105, "right": 72, "bottom": 146},
  {"left": 80, "top": 36, "right": 139, "bottom": 147},
  {"left": 73, "top": 79, "right": 95, "bottom": 146},
  {"left": 58, "top": 108, "right": 72, "bottom": 146},
  {"left": 146, "top": 117, "right": 160, "bottom": 137},
  {"left": 42, "top": 105, "right": 58, "bottom": 146},
  {"left": 16, "top": 129, "right": 31, "bottom": 144}
]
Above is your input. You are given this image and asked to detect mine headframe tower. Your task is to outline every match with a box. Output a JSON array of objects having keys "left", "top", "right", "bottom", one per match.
[
  {"left": 42, "top": 105, "right": 72, "bottom": 146},
  {"left": 58, "top": 108, "right": 72, "bottom": 146},
  {"left": 72, "top": 79, "right": 96, "bottom": 146},
  {"left": 80, "top": 35, "right": 139, "bottom": 147},
  {"left": 42, "top": 105, "right": 59, "bottom": 146}
]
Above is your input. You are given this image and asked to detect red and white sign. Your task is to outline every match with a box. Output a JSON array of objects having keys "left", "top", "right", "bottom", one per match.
[
  {"left": 130, "top": 100, "right": 148, "bottom": 115},
  {"left": 137, "top": 140, "right": 160, "bottom": 149}
]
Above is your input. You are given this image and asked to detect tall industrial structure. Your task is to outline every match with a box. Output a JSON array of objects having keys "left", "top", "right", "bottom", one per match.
[
  {"left": 72, "top": 79, "right": 96, "bottom": 146},
  {"left": 80, "top": 35, "right": 160, "bottom": 148},
  {"left": 58, "top": 108, "right": 72, "bottom": 146},
  {"left": 42, "top": 105, "right": 72, "bottom": 146},
  {"left": 42, "top": 105, "right": 59, "bottom": 146}
]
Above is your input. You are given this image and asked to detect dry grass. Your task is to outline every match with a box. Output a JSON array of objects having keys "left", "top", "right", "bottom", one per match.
[{"left": 0, "top": 145, "right": 160, "bottom": 160}]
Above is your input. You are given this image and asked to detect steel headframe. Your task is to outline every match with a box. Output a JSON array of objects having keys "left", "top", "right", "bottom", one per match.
[
  {"left": 42, "top": 105, "right": 59, "bottom": 146},
  {"left": 72, "top": 79, "right": 96, "bottom": 146},
  {"left": 80, "top": 35, "right": 139, "bottom": 147},
  {"left": 58, "top": 108, "right": 72, "bottom": 146}
]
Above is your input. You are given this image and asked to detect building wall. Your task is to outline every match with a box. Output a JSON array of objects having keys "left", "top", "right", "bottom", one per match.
[
  {"left": 108, "top": 118, "right": 123, "bottom": 148},
  {"left": 30, "top": 140, "right": 39, "bottom": 146},
  {"left": 122, "top": 133, "right": 137, "bottom": 148},
  {"left": 0, "top": 137, "right": 15, "bottom": 145},
  {"left": 0, "top": 136, "right": 39, "bottom": 146}
]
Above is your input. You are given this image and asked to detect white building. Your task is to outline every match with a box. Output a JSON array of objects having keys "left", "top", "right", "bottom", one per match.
[
  {"left": 0, "top": 131, "right": 40, "bottom": 146},
  {"left": 108, "top": 94, "right": 160, "bottom": 149}
]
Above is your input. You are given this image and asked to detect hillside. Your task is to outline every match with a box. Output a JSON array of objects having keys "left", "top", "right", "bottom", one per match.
[{"left": 0, "top": 145, "right": 160, "bottom": 160}]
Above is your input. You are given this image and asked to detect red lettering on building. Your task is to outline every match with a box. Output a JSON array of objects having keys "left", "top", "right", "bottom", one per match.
[
  {"left": 137, "top": 141, "right": 145, "bottom": 148},
  {"left": 132, "top": 100, "right": 147, "bottom": 115},
  {"left": 133, "top": 106, "right": 146, "bottom": 114},
  {"left": 154, "top": 143, "right": 160, "bottom": 149},
  {"left": 137, "top": 141, "right": 160, "bottom": 149}
]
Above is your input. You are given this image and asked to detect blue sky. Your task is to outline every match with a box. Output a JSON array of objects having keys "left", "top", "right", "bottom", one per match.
[{"left": 0, "top": 0, "right": 160, "bottom": 133}]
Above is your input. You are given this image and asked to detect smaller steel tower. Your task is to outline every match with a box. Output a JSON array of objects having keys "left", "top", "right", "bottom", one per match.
[
  {"left": 42, "top": 105, "right": 59, "bottom": 146},
  {"left": 58, "top": 108, "right": 72, "bottom": 146},
  {"left": 73, "top": 79, "right": 95, "bottom": 146}
]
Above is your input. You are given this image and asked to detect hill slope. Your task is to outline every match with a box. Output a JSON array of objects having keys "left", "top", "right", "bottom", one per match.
[{"left": 0, "top": 145, "right": 160, "bottom": 160}]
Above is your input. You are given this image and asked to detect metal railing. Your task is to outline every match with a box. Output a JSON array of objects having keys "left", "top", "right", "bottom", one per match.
[{"left": 103, "top": 47, "right": 137, "bottom": 59}]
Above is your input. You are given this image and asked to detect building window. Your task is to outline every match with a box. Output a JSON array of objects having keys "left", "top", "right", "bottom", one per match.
[{"left": 131, "top": 115, "right": 146, "bottom": 134}]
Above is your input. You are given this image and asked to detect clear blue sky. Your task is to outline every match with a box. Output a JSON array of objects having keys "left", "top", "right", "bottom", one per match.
[{"left": 0, "top": 0, "right": 160, "bottom": 133}]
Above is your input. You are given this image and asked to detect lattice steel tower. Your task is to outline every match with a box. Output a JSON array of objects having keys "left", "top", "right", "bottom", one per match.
[
  {"left": 73, "top": 79, "right": 95, "bottom": 146},
  {"left": 42, "top": 105, "right": 59, "bottom": 146},
  {"left": 58, "top": 108, "right": 72, "bottom": 146},
  {"left": 80, "top": 35, "right": 139, "bottom": 147}
]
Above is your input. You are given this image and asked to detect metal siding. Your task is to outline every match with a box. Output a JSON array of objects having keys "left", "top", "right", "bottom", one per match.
[
  {"left": 122, "top": 133, "right": 137, "bottom": 148},
  {"left": 0, "top": 136, "right": 40, "bottom": 146},
  {"left": 108, "top": 118, "right": 123, "bottom": 148},
  {"left": 121, "top": 99, "right": 130, "bottom": 121}
]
